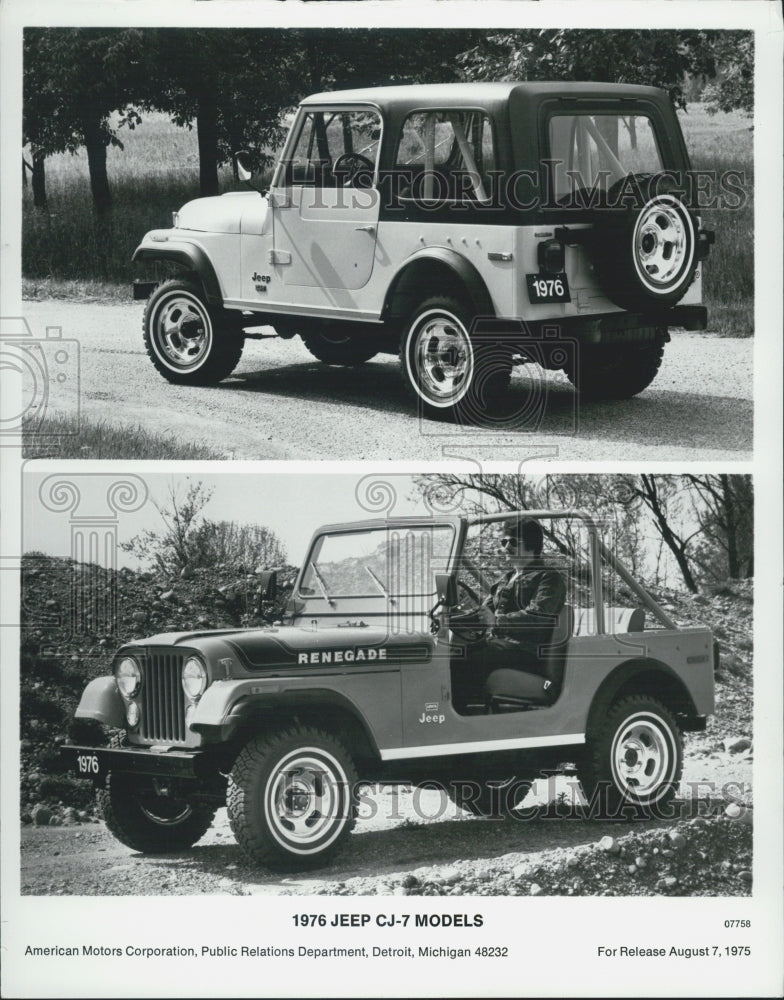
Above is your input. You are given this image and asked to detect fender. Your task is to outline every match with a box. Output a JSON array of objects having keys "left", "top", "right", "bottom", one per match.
[
  {"left": 382, "top": 246, "right": 495, "bottom": 320},
  {"left": 132, "top": 239, "right": 223, "bottom": 306},
  {"left": 585, "top": 658, "right": 702, "bottom": 738},
  {"left": 74, "top": 676, "right": 125, "bottom": 728},
  {"left": 190, "top": 680, "right": 381, "bottom": 756}
]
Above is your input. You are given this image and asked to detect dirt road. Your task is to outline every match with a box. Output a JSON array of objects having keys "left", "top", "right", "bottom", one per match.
[{"left": 22, "top": 301, "right": 752, "bottom": 460}]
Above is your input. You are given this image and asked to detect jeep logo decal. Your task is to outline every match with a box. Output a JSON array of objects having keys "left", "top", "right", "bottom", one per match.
[
  {"left": 297, "top": 647, "right": 387, "bottom": 665},
  {"left": 419, "top": 702, "right": 445, "bottom": 725}
]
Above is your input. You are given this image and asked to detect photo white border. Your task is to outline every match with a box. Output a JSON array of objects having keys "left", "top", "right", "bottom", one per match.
[{"left": 1, "top": 2, "right": 781, "bottom": 998}]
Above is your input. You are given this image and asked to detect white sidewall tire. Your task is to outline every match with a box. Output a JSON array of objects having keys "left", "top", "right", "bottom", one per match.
[
  {"left": 404, "top": 308, "right": 475, "bottom": 409},
  {"left": 609, "top": 709, "right": 679, "bottom": 805},
  {"left": 630, "top": 194, "right": 696, "bottom": 298},
  {"left": 147, "top": 288, "right": 215, "bottom": 375}
]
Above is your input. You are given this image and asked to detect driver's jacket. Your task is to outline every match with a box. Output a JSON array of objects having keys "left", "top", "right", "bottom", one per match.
[{"left": 483, "top": 559, "right": 566, "bottom": 654}]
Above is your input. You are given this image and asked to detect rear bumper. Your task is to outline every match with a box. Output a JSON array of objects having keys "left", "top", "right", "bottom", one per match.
[{"left": 531, "top": 305, "right": 708, "bottom": 341}]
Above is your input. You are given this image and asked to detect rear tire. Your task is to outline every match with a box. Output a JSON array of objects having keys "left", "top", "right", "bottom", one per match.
[
  {"left": 143, "top": 278, "right": 244, "bottom": 385},
  {"left": 579, "top": 695, "right": 682, "bottom": 818},
  {"left": 564, "top": 331, "right": 666, "bottom": 399},
  {"left": 227, "top": 727, "right": 358, "bottom": 871},
  {"left": 400, "top": 295, "right": 511, "bottom": 422}
]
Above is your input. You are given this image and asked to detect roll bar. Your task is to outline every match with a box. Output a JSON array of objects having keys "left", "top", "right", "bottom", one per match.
[{"left": 465, "top": 509, "right": 677, "bottom": 632}]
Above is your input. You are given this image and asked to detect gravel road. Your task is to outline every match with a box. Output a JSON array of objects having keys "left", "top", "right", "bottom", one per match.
[
  {"left": 22, "top": 752, "right": 752, "bottom": 897},
  {"left": 23, "top": 301, "right": 752, "bottom": 461}
]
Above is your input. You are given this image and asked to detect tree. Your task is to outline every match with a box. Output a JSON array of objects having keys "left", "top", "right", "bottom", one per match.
[
  {"left": 23, "top": 28, "right": 150, "bottom": 215},
  {"left": 457, "top": 29, "right": 754, "bottom": 114},
  {"left": 686, "top": 474, "right": 753, "bottom": 580}
]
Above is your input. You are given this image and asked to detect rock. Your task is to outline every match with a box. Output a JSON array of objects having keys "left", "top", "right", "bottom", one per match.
[
  {"left": 21, "top": 812, "right": 32, "bottom": 825},
  {"left": 529, "top": 883, "right": 543, "bottom": 896},
  {"left": 160, "top": 590, "right": 175, "bottom": 601},
  {"left": 689, "top": 817, "right": 708, "bottom": 828},
  {"left": 661, "top": 849, "right": 674, "bottom": 859},
  {"left": 32, "top": 805, "right": 52, "bottom": 826},
  {"left": 727, "top": 737, "right": 752, "bottom": 754},
  {"left": 566, "top": 855, "right": 580, "bottom": 868},
  {"left": 401, "top": 874, "right": 419, "bottom": 889},
  {"left": 627, "top": 865, "right": 638, "bottom": 875},
  {"left": 512, "top": 864, "right": 529, "bottom": 880},
  {"left": 738, "top": 870, "right": 752, "bottom": 883},
  {"left": 49, "top": 816, "right": 61, "bottom": 826},
  {"left": 724, "top": 803, "right": 752, "bottom": 824},
  {"left": 180, "top": 565, "right": 195, "bottom": 580},
  {"left": 663, "top": 876, "right": 678, "bottom": 889},
  {"left": 668, "top": 831, "right": 686, "bottom": 849},
  {"left": 131, "top": 611, "right": 146, "bottom": 622},
  {"left": 598, "top": 835, "right": 619, "bottom": 854},
  {"left": 393, "top": 886, "right": 408, "bottom": 897},
  {"left": 634, "top": 856, "right": 648, "bottom": 869}
]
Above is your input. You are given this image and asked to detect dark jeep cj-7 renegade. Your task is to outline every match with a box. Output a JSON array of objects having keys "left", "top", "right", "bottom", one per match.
[
  {"left": 133, "top": 82, "right": 714, "bottom": 420},
  {"left": 63, "top": 510, "right": 716, "bottom": 871}
]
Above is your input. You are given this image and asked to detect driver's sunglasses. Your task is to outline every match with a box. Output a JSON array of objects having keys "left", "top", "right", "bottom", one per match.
[{"left": 500, "top": 537, "right": 519, "bottom": 550}]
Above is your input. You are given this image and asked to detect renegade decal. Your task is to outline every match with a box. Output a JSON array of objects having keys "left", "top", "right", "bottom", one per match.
[{"left": 297, "top": 647, "right": 388, "bottom": 665}]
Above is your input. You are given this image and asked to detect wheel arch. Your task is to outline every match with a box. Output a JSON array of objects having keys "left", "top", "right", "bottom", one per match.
[
  {"left": 382, "top": 248, "right": 495, "bottom": 322},
  {"left": 585, "top": 658, "right": 700, "bottom": 738},
  {"left": 213, "top": 689, "right": 381, "bottom": 767},
  {"left": 133, "top": 242, "right": 223, "bottom": 306}
]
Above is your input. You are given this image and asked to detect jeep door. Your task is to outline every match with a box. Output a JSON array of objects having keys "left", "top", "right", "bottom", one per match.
[{"left": 267, "top": 106, "right": 382, "bottom": 292}]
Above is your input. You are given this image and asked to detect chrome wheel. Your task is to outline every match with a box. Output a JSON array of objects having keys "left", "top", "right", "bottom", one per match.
[
  {"left": 632, "top": 195, "right": 694, "bottom": 292},
  {"left": 407, "top": 309, "right": 474, "bottom": 407},
  {"left": 151, "top": 290, "right": 213, "bottom": 372},
  {"left": 610, "top": 711, "right": 675, "bottom": 803},
  {"left": 265, "top": 747, "right": 351, "bottom": 855}
]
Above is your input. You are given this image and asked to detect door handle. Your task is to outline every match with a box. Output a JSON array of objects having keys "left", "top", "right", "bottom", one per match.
[{"left": 354, "top": 225, "right": 375, "bottom": 233}]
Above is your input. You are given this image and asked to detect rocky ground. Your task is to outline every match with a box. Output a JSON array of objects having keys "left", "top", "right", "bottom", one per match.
[{"left": 19, "top": 556, "right": 753, "bottom": 896}]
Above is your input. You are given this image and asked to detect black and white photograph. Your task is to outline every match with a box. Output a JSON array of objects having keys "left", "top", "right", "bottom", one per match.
[
  {"left": 0, "top": 1, "right": 781, "bottom": 998},
  {"left": 18, "top": 470, "right": 754, "bottom": 896},
  {"left": 15, "top": 20, "right": 755, "bottom": 461}
]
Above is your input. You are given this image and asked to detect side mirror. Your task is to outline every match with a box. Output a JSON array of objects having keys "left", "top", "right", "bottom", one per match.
[
  {"left": 434, "top": 573, "right": 458, "bottom": 607},
  {"left": 258, "top": 570, "right": 277, "bottom": 603},
  {"left": 234, "top": 149, "right": 253, "bottom": 182}
]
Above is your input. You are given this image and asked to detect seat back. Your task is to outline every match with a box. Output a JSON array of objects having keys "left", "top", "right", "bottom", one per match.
[
  {"left": 575, "top": 606, "right": 645, "bottom": 636},
  {"left": 542, "top": 603, "right": 574, "bottom": 698}
]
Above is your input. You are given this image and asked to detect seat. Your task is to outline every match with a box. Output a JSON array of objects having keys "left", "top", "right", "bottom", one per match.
[
  {"left": 575, "top": 606, "right": 645, "bottom": 636},
  {"left": 485, "top": 604, "right": 574, "bottom": 710}
]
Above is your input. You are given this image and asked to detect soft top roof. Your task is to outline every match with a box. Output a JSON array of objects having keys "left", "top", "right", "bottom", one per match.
[{"left": 300, "top": 80, "right": 668, "bottom": 112}]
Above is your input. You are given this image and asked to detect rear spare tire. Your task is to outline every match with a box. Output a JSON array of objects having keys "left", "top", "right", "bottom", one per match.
[{"left": 591, "top": 174, "right": 698, "bottom": 311}]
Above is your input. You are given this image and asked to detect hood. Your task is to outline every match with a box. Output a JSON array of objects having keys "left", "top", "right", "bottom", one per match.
[
  {"left": 175, "top": 191, "right": 265, "bottom": 234},
  {"left": 121, "top": 624, "right": 434, "bottom": 671}
]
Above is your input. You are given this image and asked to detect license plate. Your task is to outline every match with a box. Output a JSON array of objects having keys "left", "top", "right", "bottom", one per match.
[
  {"left": 72, "top": 751, "right": 102, "bottom": 778},
  {"left": 526, "top": 273, "right": 571, "bottom": 303}
]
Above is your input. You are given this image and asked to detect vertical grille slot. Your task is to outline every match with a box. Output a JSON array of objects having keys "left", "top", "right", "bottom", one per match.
[{"left": 140, "top": 650, "right": 186, "bottom": 743}]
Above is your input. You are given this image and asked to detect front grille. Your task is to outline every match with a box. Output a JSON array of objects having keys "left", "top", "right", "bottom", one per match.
[{"left": 139, "top": 650, "right": 186, "bottom": 743}]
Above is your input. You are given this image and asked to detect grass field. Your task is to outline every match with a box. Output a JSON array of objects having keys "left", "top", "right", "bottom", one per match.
[
  {"left": 22, "top": 105, "right": 754, "bottom": 334},
  {"left": 23, "top": 412, "right": 223, "bottom": 460}
]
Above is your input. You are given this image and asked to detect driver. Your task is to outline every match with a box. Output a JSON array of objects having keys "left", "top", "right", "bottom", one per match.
[{"left": 474, "top": 517, "right": 566, "bottom": 687}]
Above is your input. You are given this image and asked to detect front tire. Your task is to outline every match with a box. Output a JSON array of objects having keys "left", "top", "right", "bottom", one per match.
[
  {"left": 97, "top": 767, "right": 216, "bottom": 854},
  {"left": 143, "top": 278, "right": 244, "bottom": 385},
  {"left": 401, "top": 295, "right": 511, "bottom": 422},
  {"left": 564, "top": 331, "right": 666, "bottom": 399},
  {"left": 227, "top": 727, "right": 358, "bottom": 871},
  {"left": 579, "top": 695, "right": 683, "bottom": 817}
]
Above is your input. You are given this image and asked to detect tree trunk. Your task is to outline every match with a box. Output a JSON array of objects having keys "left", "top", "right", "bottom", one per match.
[
  {"left": 32, "top": 151, "right": 47, "bottom": 209},
  {"left": 83, "top": 117, "right": 112, "bottom": 216},
  {"left": 720, "top": 474, "right": 740, "bottom": 579},
  {"left": 196, "top": 86, "right": 219, "bottom": 197}
]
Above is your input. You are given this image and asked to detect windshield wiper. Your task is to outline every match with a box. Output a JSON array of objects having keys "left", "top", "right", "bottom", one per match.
[
  {"left": 309, "top": 563, "right": 335, "bottom": 607},
  {"left": 365, "top": 565, "right": 396, "bottom": 604}
]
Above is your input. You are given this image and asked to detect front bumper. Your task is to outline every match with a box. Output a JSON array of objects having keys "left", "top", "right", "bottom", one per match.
[{"left": 61, "top": 744, "right": 210, "bottom": 785}]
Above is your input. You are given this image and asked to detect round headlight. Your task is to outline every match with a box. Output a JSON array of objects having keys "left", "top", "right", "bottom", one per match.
[
  {"left": 182, "top": 657, "right": 207, "bottom": 700},
  {"left": 116, "top": 657, "right": 141, "bottom": 697}
]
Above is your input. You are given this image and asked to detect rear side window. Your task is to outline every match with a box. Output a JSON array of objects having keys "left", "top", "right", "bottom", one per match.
[
  {"left": 395, "top": 110, "right": 496, "bottom": 203},
  {"left": 548, "top": 113, "right": 663, "bottom": 203}
]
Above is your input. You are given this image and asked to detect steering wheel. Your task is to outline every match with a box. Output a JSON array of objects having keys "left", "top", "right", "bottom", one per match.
[
  {"left": 448, "top": 581, "right": 495, "bottom": 645},
  {"left": 332, "top": 152, "right": 375, "bottom": 187}
]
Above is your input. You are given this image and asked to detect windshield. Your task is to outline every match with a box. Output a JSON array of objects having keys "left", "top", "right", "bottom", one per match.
[
  {"left": 299, "top": 525, "right": 455, "bottom": 599},
  {"left": 548, "top": 113, "right": 663, "bottom": 204}
]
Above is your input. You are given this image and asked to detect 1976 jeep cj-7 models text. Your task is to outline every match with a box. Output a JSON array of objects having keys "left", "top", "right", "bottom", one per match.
[
  {"left": 63, "top": 510, "right": 716, "bottom": 870},
  {"left": 133, "top": 82, "right": 714, "bottom": 420}
]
